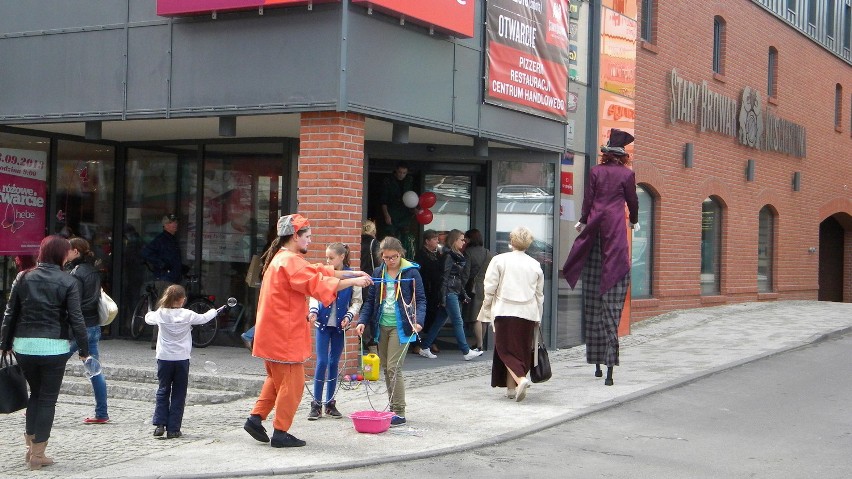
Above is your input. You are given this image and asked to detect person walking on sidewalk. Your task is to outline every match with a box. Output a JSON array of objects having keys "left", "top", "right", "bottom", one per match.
[
  {"left": 307, "top": 242, "right": 363, "bottom": 421},
  {"left": 145, "top": 284, "right": 221, "bottom": 439},
  {"left": 562, "top": 129, "right": 639, "bottom": 386},
  {"left": 355, "top": 236, "right": 426, "bottom": 427},
  {"left": 419, "top": 229, "right": 483, "bottom": 361},
  {"left": 66, "top": 237, "right": 110, "bottom": 424},
  {"left": 243, "top": 214, "right": 372, "bottom": 448},
  {"left": 1, "top": 235, "right": 91, "bottom": 470},
  {"left": 477, "top": 226, "right": 544, "bottom": 402}
]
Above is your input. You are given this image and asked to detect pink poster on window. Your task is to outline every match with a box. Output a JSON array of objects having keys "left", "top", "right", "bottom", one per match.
[{"left": 0, "top": 148, "right": 48, "bottom": 255}]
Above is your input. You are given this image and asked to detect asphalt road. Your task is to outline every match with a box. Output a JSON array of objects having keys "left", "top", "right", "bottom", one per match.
[{"left": 276, "top": 332, "right": 852, "bottom": 479}]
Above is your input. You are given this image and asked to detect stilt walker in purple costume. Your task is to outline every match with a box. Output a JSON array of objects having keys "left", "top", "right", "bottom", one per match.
[{"left": 562, "top": 129, "right": 639, "bottom": 386}]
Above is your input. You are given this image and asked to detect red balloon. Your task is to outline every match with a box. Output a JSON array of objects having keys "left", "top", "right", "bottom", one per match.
[
  {"left": 415, "top": 208, "right": 433, "bottom": 225},
  {"left": 419, "top": 192, "right": 437, "bottom": 209}
]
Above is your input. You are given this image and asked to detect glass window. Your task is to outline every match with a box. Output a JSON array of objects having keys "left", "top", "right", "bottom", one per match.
[
  {"left": 193, "top": 143, "right": 285, "bottom": 329},
  {"left": 808, "top": 0, "right": 817, "bottom": 25},
  {"left": 758, "top": 206, "right": 775, "bottom": 293},
  {"left": 835, "top": 84, "right": 843, "bottom": 128},
  {"left": 701, "top": 197, "right": 722, "bottom": 295},
  {"left": 55, "top": 140, "right": 116, "bottom": 291},
  {"left": 631, "top": 185, "right": 653, "bottom": 298},
  {"left": 787, "top": 0, "right": 797, "bottom": 14},
  {"left": 641, "top": 0, "right": 656, "bottom": 42},
  {"left": 424, "top": 174, "right": 471, "bottom": 233},
  {"left": 827, "top": 0, "right": 836, "bottom": 38},
  {"left": 713, "top": 16, "right": 726, "bottom": 74},
  {"left": 0, "top": 132, "right": 51, "bottom": 310},
  {"left": 844, "top": 4, "right": 851, "bottom": 50},
  {"left": 768, "top": 47, "right": 779, "bottom": 98},
  {"left": 495, "top": 159, "right": 554, "bottom": 328}
]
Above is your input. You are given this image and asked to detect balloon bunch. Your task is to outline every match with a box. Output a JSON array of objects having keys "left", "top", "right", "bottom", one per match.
[{"left": 402, "top": 191, "right": 437, "bottom": 225}]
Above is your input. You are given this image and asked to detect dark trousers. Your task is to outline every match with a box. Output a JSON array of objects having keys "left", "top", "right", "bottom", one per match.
[
  {"left": 17, "top": 352, "right": 72, "bottom": 443},
  {"left": 153, "top": 359, "right": 190, "bottom": 433}
]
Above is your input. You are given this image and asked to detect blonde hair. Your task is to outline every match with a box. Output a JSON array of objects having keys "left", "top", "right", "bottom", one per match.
[
  {"left": 157, "top": 284, "right": 187, "bottom": 309},
  {"left": 508, "top": 226, "right": 534, "bottom": 251},
  {"left": 362, "top": 220, "right": 377, "bottom": 237},
  {"left": 444, "top": 229, "right": 465, "bottom": 254}
]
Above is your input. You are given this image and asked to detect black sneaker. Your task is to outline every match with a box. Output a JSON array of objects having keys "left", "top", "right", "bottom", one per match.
[
  {"left": 166, "top": 430, "right": 182, "bottom": 439},
  {"left": 270, "top": 429, "right": 306, "bottom": 448},
  {"left": 244, "top": 415, "right": 270, "bottom": 443},
  {"left": 390, "top": 415, "right": 406, "bottom": 427},
  {"left": 153, "top": 425, "right": 165, "bottom": 437},
  {"left": 325, "top": 400, "right": 342, "bottom": 419},
  {"left": 307, "top": 401, "right": 321, "bottom": 421}
]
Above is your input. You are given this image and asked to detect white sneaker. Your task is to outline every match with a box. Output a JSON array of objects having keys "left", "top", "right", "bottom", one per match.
[
  {"left": 463, "top": 349, "right": 483, "bottom": 360},
  {"left": 418, "top": 348, "right": 437, "bottom": 359}
]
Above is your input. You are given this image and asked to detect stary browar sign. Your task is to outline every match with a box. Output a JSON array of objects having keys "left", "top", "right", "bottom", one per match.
[{"left": 485, "top": 0, "right": 572, "bottom": 122}]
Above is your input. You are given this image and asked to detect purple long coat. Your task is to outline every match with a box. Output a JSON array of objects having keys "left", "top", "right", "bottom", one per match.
[{"left": 562, "top": 162, "right": 639, "bottom": 294}]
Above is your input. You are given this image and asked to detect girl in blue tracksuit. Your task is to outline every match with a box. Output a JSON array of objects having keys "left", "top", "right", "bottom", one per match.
[
  {"left": 307, "top": 243, "right": 363, "bottom": 420},
  {"left": 355, "top": 236, "right": 426, "bottom": 427}
]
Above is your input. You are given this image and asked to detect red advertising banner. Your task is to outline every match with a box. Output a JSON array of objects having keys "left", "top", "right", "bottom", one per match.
[
  {"left": 560, "top": 171, "right": 573, "bottom": 195},
  {"left": 352, "top": 0, "right": 475, "bottom": 38},
  {"left": 485, "top": 0, "right": 571, "bottom": 121},
  {"left": 157, "top": 0, "right": 337, "bottom": 16},
  {"left": 0, "top": 149, "right": 48, "bottom": 255}
]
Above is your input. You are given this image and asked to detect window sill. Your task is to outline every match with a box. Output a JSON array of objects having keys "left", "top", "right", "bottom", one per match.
[
  {"left": 768, "top": 96, "right": 779, "bottom": 106},
  {"left": 630, "top": 297, "right": 660, "bottom": 309},
  {"left": 700, "top": 295, "right": 727, "bottom": 305},
  {"left": 757, "top": 292, "right": 779, "bottom": 301},
  {"left": 712, "top": 72, "right": 727, "bottom": 83},
  {"left": 640, "top": 40, "right": 659, "bottom": 54},
  {"left": 836, "top": 125, "right": 844, "bottom": 133}
]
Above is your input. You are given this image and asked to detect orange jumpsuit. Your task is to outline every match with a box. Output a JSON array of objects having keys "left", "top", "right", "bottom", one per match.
[{"left": 250, "top": 249, "right": 339, "bottom": 432}]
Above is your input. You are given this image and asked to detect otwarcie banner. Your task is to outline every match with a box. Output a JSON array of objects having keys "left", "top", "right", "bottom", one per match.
[
  {"left": 0, "top": 148, "right": 47, "bottom": 256},
  {"left": 485, "top": 0, "right": 571, "bottom": 121}
]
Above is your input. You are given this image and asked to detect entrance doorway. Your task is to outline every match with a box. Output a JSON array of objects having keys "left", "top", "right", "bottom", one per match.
[{"left": 818, "top": 215, "right": 848, "bottom": 302}]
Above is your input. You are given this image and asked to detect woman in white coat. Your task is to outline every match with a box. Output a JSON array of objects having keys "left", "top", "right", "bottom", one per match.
[{"left": 477, "top": 226, "right": 544, "bottom": 402}]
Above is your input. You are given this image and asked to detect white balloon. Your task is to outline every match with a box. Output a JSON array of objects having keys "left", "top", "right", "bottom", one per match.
[{"left": 402, "top": 191, "right": 419, "bottom": 208}]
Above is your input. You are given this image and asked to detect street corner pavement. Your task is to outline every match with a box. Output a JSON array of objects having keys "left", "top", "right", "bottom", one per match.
[{"left": 1, "top": 300, "right": 850, "bottom": 478}]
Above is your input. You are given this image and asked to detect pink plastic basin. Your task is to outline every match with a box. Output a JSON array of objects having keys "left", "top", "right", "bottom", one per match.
[{"left": 349, "top": 410, "right": 394, "bottom": 434}]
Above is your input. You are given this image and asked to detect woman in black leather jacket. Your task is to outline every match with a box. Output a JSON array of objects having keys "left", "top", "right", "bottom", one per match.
[
  {"left": 67, "top": 237, "right": 110, "bottom": 424},
  {"left": 0, "top": 235, "right": 89, "bottom": 470},
  {"left": 418, "top": 229, "right": 483, "bottom": 361}
]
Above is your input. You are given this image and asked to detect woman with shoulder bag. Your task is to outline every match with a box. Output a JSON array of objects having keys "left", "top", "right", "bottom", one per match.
[
  {"left": 0, "top": 235, "right": 90, "bottom": 470},
  {"left": 67, "top": 237, "right": 110, "bottom": 424},
  {"left": 477, "top": 226, "right": 544, "bottom": 402},
  {"left": 419, "top": 229, "right": 483, "bottom": 361}
]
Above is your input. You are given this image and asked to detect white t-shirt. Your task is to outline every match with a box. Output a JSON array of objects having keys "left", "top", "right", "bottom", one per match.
[{"left": 145, "top": 307, "right": 218, "bottom": 360}]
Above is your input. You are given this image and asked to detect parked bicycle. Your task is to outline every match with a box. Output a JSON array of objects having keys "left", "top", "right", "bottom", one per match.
[{"left": 129, "top": 274, "right": 219, "bottom": 348}]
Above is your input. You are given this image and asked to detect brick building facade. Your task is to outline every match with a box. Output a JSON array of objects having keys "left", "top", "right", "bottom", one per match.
[{"left": 631, "top": 0, "right": 852, "bottom": 321}]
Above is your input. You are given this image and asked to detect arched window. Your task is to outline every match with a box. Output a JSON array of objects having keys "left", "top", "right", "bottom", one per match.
[
  {"left": 631, "top": 185, "right": 654, "bottom": 298},
  {"left": 768, "top": 47, "right": 779, "bottom": 98},
  {"left": 701, "top": 197, "right": 723, "bottom": 295},
  {"left": 757, "top": 206, "right": 776, "bottom": 293},
  {"left": 713, "top": 16, "right": 726, "bottom": 75}
]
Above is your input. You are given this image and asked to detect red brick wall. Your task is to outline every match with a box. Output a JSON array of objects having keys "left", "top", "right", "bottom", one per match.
[
  {"left": 633, "top": 1, "right": 852, "bottom": 321},
  {"left": 298, "top": 111, "right": 366, "bottom": 377}
]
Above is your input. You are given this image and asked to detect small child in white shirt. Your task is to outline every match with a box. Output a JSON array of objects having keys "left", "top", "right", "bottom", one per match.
[{"left": 145, "top": 284, "right": 222, "bottom": 439}]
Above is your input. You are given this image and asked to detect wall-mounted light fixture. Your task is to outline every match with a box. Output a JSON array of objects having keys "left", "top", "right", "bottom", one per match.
[
  {"left": 392, "top": 123, "right": 409, "bottom": 144},
  {"left": 474, "top": 138, "right": 489, "bottom": 157},
  {"left": 219, "top": 116, "right": 237, "bottom": 137},
  {"left": 683, "top": 143, "right": 694, "bottom": 168},
  {"left": 792, "top": 171, "right": 801, "bottom": 191},
  {"left": 746, "top": 159, "right": 755, "bottom": 182},
  {"left": 84, "top": 121, "right": 102, "bottom": 141}
]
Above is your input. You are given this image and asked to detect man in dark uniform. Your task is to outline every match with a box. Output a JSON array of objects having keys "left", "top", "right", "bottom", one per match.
[
  {"left": 141, "top": 214, "right": 184, "bottom": 348},
  {"left": 379, "top": 162, "right": 416, "bottom": 254}
]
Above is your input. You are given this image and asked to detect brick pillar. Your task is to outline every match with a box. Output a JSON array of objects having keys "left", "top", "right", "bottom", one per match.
[{"left": 298, "top": 111, "right": 366, "bottom": 379}]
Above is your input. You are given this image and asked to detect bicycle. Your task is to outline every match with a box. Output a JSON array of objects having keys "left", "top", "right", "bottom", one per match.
[{"left": 129, "top": 274, "right": 218, "bottom": 348}]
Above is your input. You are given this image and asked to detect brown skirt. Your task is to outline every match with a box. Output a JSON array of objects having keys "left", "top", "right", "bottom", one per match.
[{"left": 490, "top": 316, "right": 537, "bottom": 388}]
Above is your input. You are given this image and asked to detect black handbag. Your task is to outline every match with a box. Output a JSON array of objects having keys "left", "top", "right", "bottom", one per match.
[
  {"left": 0, "top": 352, "right": 28, "bottom": 414},
  {"left": 530, "top": 328, "right": 552, "bottom": 384}
]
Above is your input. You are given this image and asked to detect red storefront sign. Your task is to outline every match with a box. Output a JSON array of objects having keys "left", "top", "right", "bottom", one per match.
[
  {"left": 351, "top": 0, "right": 475, "bottom": 38},
  {"left": 485, "top": 0, "right": 571, "bottom": 121},
  {"left": 560, "top": 171, "right": 573, "bottom": 195},
  {"left": 157, "top": 0, "right": 337, "bottom": 16}
]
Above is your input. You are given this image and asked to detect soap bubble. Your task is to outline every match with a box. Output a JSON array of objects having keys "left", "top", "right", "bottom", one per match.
[
  {"left": 203, "top": 361, "right": 218, "bottom": 374},
  {"left": 227, "top": 297, "right": 238, "bottom": 308},
  {"left": 83, "top": 357, "right": 102, "bottom": 379}
]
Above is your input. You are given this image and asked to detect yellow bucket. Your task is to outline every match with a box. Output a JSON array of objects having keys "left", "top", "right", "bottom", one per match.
[{"left": 362, "top": 353, "right": 380, "bottom": 381}]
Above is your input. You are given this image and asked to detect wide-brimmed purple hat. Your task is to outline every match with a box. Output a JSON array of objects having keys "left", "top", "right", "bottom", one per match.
[{"left": 600, "top": 129, "right": 634, "bottom": 156}]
